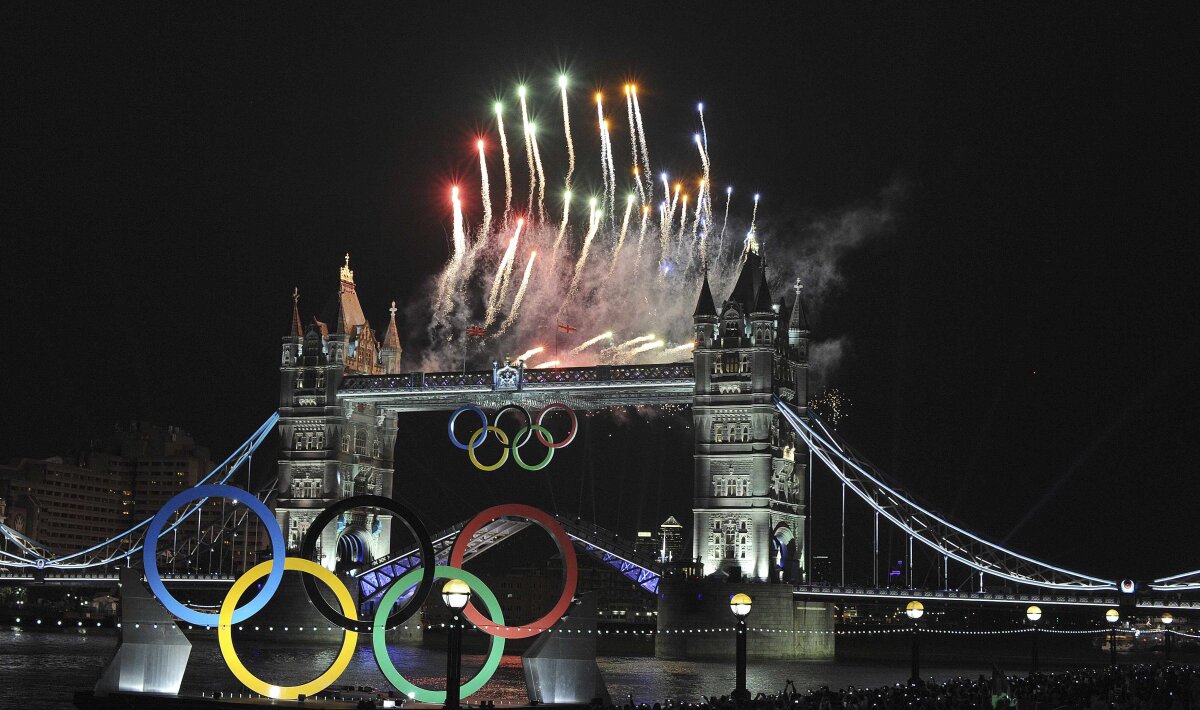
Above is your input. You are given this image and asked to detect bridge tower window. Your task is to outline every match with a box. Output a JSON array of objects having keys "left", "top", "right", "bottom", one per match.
[{"left": 354, "top": 430, "right": 367, "bottom": 456}]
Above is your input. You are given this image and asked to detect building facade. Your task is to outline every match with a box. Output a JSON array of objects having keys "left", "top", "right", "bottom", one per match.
[
  {"left": 690, "top": 249, "right": 809, "bottom": 582},
  {"left": 275, "top": 255, "right": 402, "bottom": 570}
]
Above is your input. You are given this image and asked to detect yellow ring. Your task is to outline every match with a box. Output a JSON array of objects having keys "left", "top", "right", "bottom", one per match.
[
  {"left": 467, "top": 426, "right": 509, "bottom": 471},
  {"left": 218, "top": 557, "right": 358, "bottom": 699}
]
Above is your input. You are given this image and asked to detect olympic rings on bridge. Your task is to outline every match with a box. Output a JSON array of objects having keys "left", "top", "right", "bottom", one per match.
[
  {"left": 219, "top": 557, "right": 358, "bottom": 700},
  {"left": 299, "top": 495, "right": 435, "bottom": 633},
  {"left": 138, "top": 487, "right": 571, "bottom": 701},
  {"left": 449, "top": 504, "right": 579, "bottom": 638},
  {"left": 372, "top": 565, "right": 505, "bottom": 702},
  {"left": 449, "top": 402, "right": 578, "bottom": 471},
  {"left": 144, "top": 484, "right": 286, "bottom": 627}
]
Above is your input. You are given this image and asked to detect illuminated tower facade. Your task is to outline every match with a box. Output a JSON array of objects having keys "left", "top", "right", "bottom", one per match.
[
  {"left": 275, "top": 256, "right": 402, "bottom": 570},
  {"left": 690, "top": 250, "right": 808, "bottom": 582}
]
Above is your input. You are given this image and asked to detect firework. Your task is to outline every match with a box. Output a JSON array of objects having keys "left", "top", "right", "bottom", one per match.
[
  {"left": 553, "top": 191, "right": 572, "bottom": 258},
  {"left": 627, "top": 339, "right": 665, "bottom": 356},
  {"left": 563, "top": 198, "right": 601, "bottom": 304},
  {"left": 631, "top": 85, "right": 653, "bottom": 196},
  {"left": 666, "top": 341, "right": 696, "bottom": 353},
  {"left": 571, "top": 331, "right": 614, "bottom": 353},
  {"left": 496, "top": 251, "right": 537, "bottom": 335},
  {"left": 559, "top": 75, "right": 575, "bottom": 192},
  {"left": 810, "top": 387, "right": 852, "bottom": 428},
  {"left": 515, "top": 345, "right": 544, "bottom": 363},
  {"left": 518, "top": 86, "right": 536, "bottom": 219},
  {"left": 529, "top": 123, "right": 547, "bottom": 223},
  {"left": 605, "top": 194, "right": 635, "bottom": 281},
  {"left": 616, "top": 334, "right": 657, "bottom": 350},
  {"left": 495, "top": 103, "right": 513, "bottom": 227},
  {"left": 485, "top": 218, "right": 523, "bottom": 326},
  {"left": 477, "top": 140, "right": 492, "bottom": 240},
  {"left": 532, "top": 359, "right": 561, "bottom": 369}
]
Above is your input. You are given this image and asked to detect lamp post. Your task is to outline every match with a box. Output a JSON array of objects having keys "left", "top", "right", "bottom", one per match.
[
  {"left": 1105, "top": 608, "right": 1120, "bottom": 667},
  {"left": 1026, "top": 605, "right": 1042, "bottom": 675},
  {"left": 906, "top": 601, "right": 924, "bottom": 686},
  {"left": 1162, "top": 612, "right": 1174, "bottom": 662},
  {"left": 442, "top": 579, "right": 472, "bottom": 709},
  {"left": 729, "top": 593, "right": 753, "bottom": 704}
]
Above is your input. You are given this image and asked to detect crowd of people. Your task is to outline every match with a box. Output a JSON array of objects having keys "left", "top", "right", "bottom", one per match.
[{"left": 606, "top": 664, "right": 1200, "bottom": 710}]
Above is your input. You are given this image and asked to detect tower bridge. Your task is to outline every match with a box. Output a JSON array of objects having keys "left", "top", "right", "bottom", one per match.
[{"left": 6, "top": 254, "right": 1200, "bottom": 660}]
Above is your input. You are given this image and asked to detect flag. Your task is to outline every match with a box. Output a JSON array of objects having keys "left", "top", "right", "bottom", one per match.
[
  {"left": 557, "top": 322, "right": 578, "bottom": 333},
  {"left": 466, "top": 326, "right": 486, "bottom": 337}
]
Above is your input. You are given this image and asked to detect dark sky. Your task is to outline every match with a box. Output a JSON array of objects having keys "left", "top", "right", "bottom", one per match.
[{"left": 3, "top": 4, "right": 1198, "bottom": 583}]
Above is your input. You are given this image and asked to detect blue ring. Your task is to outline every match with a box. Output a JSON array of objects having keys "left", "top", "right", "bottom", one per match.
[
  {"left": 143, "top": 484, "right": 286, "bottom": 626},
  {"left": 448, "top": 406, "right": 488, "bottom": 450}
]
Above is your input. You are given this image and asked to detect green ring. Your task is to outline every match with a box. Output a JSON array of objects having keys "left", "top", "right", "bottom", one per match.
[
  {"left": 372, "top": 565, "right": 505, "bottom": 702},
  {"left": 511, "top": 425, "right": 555, "bottom": 471}
]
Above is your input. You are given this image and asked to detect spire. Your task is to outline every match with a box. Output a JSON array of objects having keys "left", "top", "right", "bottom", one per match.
[
  {"left": 693, "top": 268, "right": 717, "bottom": 318},
  {"left": 729, "top": 250, "right": 760, "bottom": 306},
  {"left": 789, "top": 277, "right": 809, "bottom": 332},
  {"left": 339, "top": 253, "right": 354, "bottom": 284},
  {"left": 383, "top": 301, "right": 402, "bottom": 350},
  {"left": 289, "top": 288, "right": 303, "bottom": 337},
  {"left": 753, "top": 262, "right": 774, "bottom": 314}
]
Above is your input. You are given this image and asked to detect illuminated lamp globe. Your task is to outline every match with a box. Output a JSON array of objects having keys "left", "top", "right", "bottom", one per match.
[
  {"left": 905, "top": 601, "right": 924, "bottom": 620},
  {"left": 729, "top": 593, "right": 753, "bottom": 618},
  {"left": 1162, "top": 612, "right": 1174, "bottom": 626},
  {"left": 1026, "top": 605, "right": 1042, "bottom": 622},
  {"left": 441, "top": 579, "right": 471, "bottom": 611},
  {"left": 1105, "top": 609, "right": 1120, "bottom": 624}
]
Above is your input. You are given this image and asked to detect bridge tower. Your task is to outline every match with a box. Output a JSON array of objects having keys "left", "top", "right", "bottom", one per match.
[
  {"left": 276, "top": 256, "right": 401, "bottom": 570},
  {"left": 690, "top": 249, "right": 808, "bottom": 583}
]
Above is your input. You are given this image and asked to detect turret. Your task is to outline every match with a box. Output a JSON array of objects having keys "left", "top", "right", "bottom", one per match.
[
  {"left": 281, "top": 288, "right": 303, "bottom": 367},
  {"left": 750, "top": 262, "right": 776, "bottom": 348},
  {"left": 692, "top": 268, "right": 718, "bottom": 348},
  {"left": 381, "top": 301, "right": 403, "bottom": 374}
]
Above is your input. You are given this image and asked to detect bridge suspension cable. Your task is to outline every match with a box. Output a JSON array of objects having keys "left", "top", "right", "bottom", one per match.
[
  {"left": 0, "top": 413, "right": 279, "bottom": 570},
  {"left": 775, "top": 397, "right": 1117, "bottom": 592}
]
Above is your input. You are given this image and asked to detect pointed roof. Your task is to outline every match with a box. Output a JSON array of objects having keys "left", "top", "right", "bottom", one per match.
[
  {"left": 693, "top": 269, "right": 717, "bottom": 318},
  {"left": 789, "top": 278, "right": 809, "bottom": 332},
  {"left": 660, "top": 515, "right": 682, "bottom": 528},
  {"left": 382, "top": 301, "right": 402, "bottom": 350},
  {"left": 753, "top": 263, "right": 774, "bottom": 314},
  {"left": 289, "top": 288, "right": 303, "bottom": 337},
  {"left": 729, "top": 250, "right": 761, "bottom": 306},
  {"left": 336, "top": 254, "right": 368, "bottom": 336}
]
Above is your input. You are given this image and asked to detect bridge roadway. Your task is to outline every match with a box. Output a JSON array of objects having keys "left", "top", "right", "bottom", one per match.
[{"left": 337, "top": 362, "right": 695, "bottom": 411}]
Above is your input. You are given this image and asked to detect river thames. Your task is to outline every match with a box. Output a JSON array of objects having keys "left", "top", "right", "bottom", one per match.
[{"left": 2, "top": 628, "right": 1119, "bottom": 709}]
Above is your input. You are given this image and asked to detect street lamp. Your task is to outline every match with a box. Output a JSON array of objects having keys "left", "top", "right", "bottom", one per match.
[
  {"left": 1162, "top": 612, "right": 1174, "bottom": 662},
  {"left": 1105, "top": 608, "right": 1120, "bottom": 667},
  {"left": 729, "top": 593, "right": 753, "bottom": 703},
  {"left": 906, "top": 601, "right": 924, "bottom": 686},
  {"left": 1026, "top": 606, "right": 1042, "bottom": 675},
  {"left": 442, "top": 579, "right": 472, "bottom": 709}
]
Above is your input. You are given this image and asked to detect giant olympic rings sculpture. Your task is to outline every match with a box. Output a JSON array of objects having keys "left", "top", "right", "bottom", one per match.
[
  {"left": 144, "top": 487, "right": 577, "bottom": 701},
  {"left": 448, "top": 402, "right": 578, "bottom": 471}
]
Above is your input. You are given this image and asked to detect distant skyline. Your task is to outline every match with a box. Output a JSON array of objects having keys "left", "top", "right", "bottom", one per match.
[{"left": 3, "top": 4, "right": 1197, "bottom": 580}]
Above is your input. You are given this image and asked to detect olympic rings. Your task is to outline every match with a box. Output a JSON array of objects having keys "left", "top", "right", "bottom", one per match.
[
  {"left": 511, "top": 425, "right": 555, "bottom": 471},
  {"left": 467, "top": 426, "right": 510, "bottom": 471},
  {"left": 449, "top": 504, "right": 578, "bottom": 638},
  {"left": 372, "top": 565, "right": 505, "bottom": 702},
  {"left": 449, "top": 403, "right": 577, "bottom": 471},
  {"left": 219, "top": 557, "right": 357, "bottom": 700},
  {"left": 447, "top": 406, "right": 487, "bottom": 450},
  {"left": 299, "top": 495, "right": 435, "bottom": 632},
  {"left": 144, "top": 484, "right": 285, "bottom": 627},
  {"left": 536, "top": 403, "right": 578, "bottom": 448}
]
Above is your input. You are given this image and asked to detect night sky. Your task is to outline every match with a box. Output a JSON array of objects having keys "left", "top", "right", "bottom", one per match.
[{"left": 3, "top": 5, "right": 1197, "bottom": 583}]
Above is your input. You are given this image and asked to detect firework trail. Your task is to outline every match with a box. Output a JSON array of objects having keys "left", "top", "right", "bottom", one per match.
[
  {"left": 602, "top": 119, "right": 617, "bottom": 216},
  {"left": 605, "top": 195, "right": 635, "bottom": 281},
  {"left": 624, "top": 86, "right": 642, "bottom": 199},
  {"left": 627, "top": 339, "right": 665, "bottom": 356},
  {"left": 720, "top": 185, "right": 732, "bottom": 248},
  {"left": 559, "top": 76, "right": 575, "bottom": 192},
  {"left": 530, "top": 123, "right": 547, "bottom": 223},
  {"left": 552, "top": 191, "right": 572, "bottom": 259},
  {"left": 635, "top": 204, "right": 651, "bottom": 260},
  {"left": 495, "top": 103, "right": 513, "bottom": 227},
  {"left": 562, "top": 199, "right": 601, "bottom": 305},
  {"left": 496, "top": 251, "right": 537, "bottom": 335},
  {"left": 616, "top": 333, "right": 656, "bottom": 350},
  {"left": 677, "top": 194, "right": 690, "bottom": 247},
  {"left": 666, "top": 341, "right": 696, "bottom": 354},
  {"left": 595, "top": 95, "right": 611, "bottom": 214},
  {"left": 698, "top": 102, "right": 709, "bottom": 152},
  {"left": 515, "top": 345, "right": 544, "bottom": 363},
  {"left": 477, "top": 140, "right": 493, "bottom": 240},
  {"left": 518, "top": 86, "right": 536, "bottom": 218},
  {"left": 485, "top": 218, "right": 523, "bottom": 326},
  {"left": 695, "top": 132, "right": 713, "bottom": 227},
  {"left": 631, "top": 86, "right": 653, "bottom": 197},
  {"left": 746, "top": 192, "right": 761, "bottom": 252},
  {"left": 571, "top": 330, "right": 614, "bottom": 353},
  {"left": 533, "top": 359, "right": 560, "bottom": 369},
  {"left": 433, "top": 186, "right": 468, "bottom": 319}
]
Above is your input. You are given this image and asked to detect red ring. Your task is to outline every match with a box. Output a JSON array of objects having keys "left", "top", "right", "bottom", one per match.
[
  {"left": 535, "top": 403, "right": 578, "bottom": 449},
  {"left": 448, "top": 504, "right": 578, "bottom": 639}
]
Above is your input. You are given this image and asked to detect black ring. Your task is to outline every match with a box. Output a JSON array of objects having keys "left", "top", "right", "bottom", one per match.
[
  {"left": 299, "top": 494, "right": 435, "bottom": 632},
  {"left": 493, "top": 404, "right": 533, "bottom": 447}
]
